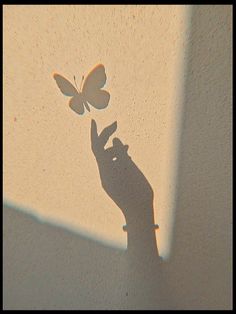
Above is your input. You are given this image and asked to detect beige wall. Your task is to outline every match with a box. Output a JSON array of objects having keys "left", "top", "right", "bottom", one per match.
[
  {"left": 3, "top": 4, "right": 189, "bottom": 258},
  {"left": 3, "top": 5, "right": 232, "bottom": 310}
]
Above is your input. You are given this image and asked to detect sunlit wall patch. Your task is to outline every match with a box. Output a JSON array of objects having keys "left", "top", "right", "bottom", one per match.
[{"left": 155, "top": 6, "right": 193, "bottom": 261}]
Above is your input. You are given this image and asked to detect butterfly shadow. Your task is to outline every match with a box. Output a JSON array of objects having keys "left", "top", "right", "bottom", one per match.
[{"left": 53, "top": 64, "right": 110, "bottom": 115}]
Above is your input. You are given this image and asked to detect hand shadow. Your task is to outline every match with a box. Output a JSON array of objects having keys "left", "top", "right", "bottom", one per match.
[{"left": 91, "top": 119, "right": 159, "bottom": 259}]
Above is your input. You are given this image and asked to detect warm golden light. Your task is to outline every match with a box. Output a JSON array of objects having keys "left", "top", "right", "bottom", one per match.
[{"left": 4, "top": 5, "right": 191, "bottom": 259}]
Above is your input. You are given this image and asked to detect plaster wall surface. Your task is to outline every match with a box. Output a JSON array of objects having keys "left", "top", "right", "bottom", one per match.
[
  {"left": 3, "top": 5, "right": 232, "bottom": 310},
  {"left": 3, "top": 4, "right": 188, "bottom": 256}
]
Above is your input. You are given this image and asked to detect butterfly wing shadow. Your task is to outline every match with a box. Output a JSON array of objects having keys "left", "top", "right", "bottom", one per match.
[
  {"left": 85, "top": 90, "right": 110, "bottom": 110},
  {"left": 69, "top": 94, "right": 85, "bottom": 115},
  {"left": 53, "top": 73, "right": 86, "bottom": 115},
  {"left": 53, "top": 73, "right": 78, "bottom": 96},
  {"left": 82, "top": 64, "right": 110, "bottom": 111}
]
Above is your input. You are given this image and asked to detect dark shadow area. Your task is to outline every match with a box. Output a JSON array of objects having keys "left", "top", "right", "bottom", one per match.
[
  {"left": 3, "top": 203, "right": 125, "bottom": 310},
  {"left": 3, "top": 201, "right": 163, "bottom": 310},
  {"left": 161, "top": 6, "right": 232, "bottom": 310}
]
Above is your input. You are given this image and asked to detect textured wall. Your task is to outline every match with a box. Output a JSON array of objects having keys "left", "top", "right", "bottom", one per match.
[
  {"left": 3, "top": 4, "right": 188, "bottom": 258},
  {"left": 3, "top": 5, "right": 232, "bottom": 310}
]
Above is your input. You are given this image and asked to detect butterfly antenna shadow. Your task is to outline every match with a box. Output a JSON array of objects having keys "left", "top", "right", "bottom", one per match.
[
  {"left": 73, "top": 76, "right": 80, "bottom": 92},
  {"left": 77, "top": 74, "right": 89, "bottom": 112}
]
